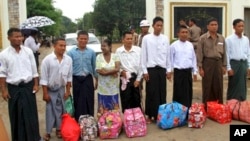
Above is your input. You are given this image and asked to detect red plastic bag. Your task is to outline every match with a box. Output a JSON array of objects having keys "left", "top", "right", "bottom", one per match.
[
  {"left": 61, "top": 113, "right": 80, "bottom": 141},
  {"left": 207, "top": 101, "right": 231, "bottom": 124}
]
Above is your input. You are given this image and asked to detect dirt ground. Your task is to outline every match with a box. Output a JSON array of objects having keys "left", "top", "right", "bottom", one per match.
[{"left": 0, "top": 44, "right": 250, "bottom": 141}]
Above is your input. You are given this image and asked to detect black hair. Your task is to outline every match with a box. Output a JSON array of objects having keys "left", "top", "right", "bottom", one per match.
[
  {"left": 30, "top": 30, "right": 38, "bottom": 36},
  {"left": 177, "top": 25, "right": 188, "bottom": 33},
  {"left": 102, "top": 39, "right": 112, "bottom": 52},
  {"left": 153, "top": 16, "right": 164, "bottom": 25},
  {"left": 52, "top": 37, "right": 65, "bottom": 45},
  {"left": 233, "top": 19, "right": 244, "bottom": 26},
  {"left": 122, "top": 31, "right": 133, "bottom": 39},
  {"left": 7, "top": 27, "right": 21, "bottom": 36},
  {"left": 103, "top": 39, "right": 112, "bottom": 47},
  {"left": 206, "top": 18, "right": 218, "bottom": 25},
  {"left": 77, "top": 30, "right": 89, "bottom": 38},
  {"left": 189, "top": 18, "right": 196, "bottom": 24}
]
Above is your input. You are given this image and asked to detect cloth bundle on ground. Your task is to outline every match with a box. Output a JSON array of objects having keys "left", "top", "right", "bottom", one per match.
[
  {"left": 207, "top": 101, "right": 231, "bottom": 124},
  {"left": 98, "top": 110, "right": 123, "bottom": 139},
  {"left": 64, "top": 95, "right": 74, "bottom": 116},
  {"left": 78, "top": 115, "right": 98, "bottom": 141},
  {"left": 188, "top": 103, "right": 206, "bottom": 128},
  {"left": 157, "top": 101, "right": 188, "bottom": 130},
  {"left": 61, "top": 113, "right": 80, "bottom": 141},
  {"left": 226, "top": 99, "right": 250, "bottom": 124},
  {"left": 123, "top": 107, "right": 147, "bottom": 138}
]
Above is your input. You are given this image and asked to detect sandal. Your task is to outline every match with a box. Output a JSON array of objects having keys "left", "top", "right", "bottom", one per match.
[
  {"left": 43, "top": 134, "right": 51, "bottom": 141},
  {"left": 56, "top": 130, "right": 62, "bottom": 138}
]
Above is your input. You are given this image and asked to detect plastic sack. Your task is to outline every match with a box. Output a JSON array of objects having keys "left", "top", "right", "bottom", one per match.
[
  {"left": 64, "top": 95, "right": 74, "bottom": 116},
  {"left": 207, "top": 101, "right": 231, "bottom": 124},
  {"left": 188, "top": 103, "right": 206, "bottom": 128},
  {"left": 61, "top": 113, "right": 80, "bottom": 141},
  {"left": 157, "top": 101, "right": 188, "bottom": 130},
  {"left": 98, "top": 110, "right": 122, "bottom": 139},
  {"left": 226, "top": 99, "right": 250, "bottom": 123},
  {"left": 124, "top": 107, "right": 147, "bottom": 138},
  {"left": 78, "top": 115, "right": 98, "bottom": 141}
]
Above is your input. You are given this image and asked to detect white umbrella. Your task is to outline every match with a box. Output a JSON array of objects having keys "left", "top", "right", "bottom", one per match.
[{"left": 20, "top": 16, "right": 55, "bottom": 28}]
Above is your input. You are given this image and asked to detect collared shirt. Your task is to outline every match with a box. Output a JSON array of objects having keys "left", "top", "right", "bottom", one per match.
[
  {"left": 188, "top": 25, "right": 201, "bottom": 43},
  {"left": 132, "top": 32, "right": 138, "bottom": 45},
  {"left": 0, "top": 45, "right": 38, "bottom": 85},
  {"left": 226, "top": 33, "right": 250, "bottom": 70},
  {"left": 115, "top": 45, "right": 142, "bottom": 81},
  {"left": 24, "top": 36, "right": 40, "bottom": 53},
  {"left": 141, "top": 33, "right": 171, "bottom": 73},
  {"left": 40, "top": 52, "right": 73, "bottom": 90},
  {"left": 197, "top": 32, "right": 227, "bottom": 67},
  {"left": 96, "top": 53, "right": 120, "bottom": 95},
  {"left": 170, "top": 40, "right": 198, "bottom": 74},
  {"left": 67, "top": 46, "right": 97, "bottom": 77},
  {"left": 138, "top": 32, "right": 150, "bottom": 47}
]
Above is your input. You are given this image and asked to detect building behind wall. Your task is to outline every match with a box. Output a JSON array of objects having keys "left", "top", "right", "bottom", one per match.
[
  {"left": 0, "top": 0, "right": 26, "bottom": 49},
  {"left": 146, "top": 0, "right": 250, "bottom": 40}
]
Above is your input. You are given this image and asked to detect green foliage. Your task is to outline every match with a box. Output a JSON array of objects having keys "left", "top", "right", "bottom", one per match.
[
  {"left": 92, "top": 0, "right": 146, "bottom": 41},
  {"left": 26, "top": 0, "right": 62, "bottom": 36}
]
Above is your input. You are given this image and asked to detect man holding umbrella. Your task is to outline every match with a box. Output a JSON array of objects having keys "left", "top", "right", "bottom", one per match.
[{"left": 24, "top": 29, "right": 41, "bottom": 69}]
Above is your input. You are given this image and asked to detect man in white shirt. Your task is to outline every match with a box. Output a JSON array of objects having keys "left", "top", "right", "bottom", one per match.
[
  {"left": 24, "top": 30, "right": 41, "bottom": 68},
  {"left": 0, "top": 27, "right": 41, "bottom": 141},
  {"left": 116, "top": 31, "right": 142, "bottom": 113},
  {"left": 141, "top": 16, "right": 171, "bottom": 123},
  {"left": 40, "top": 38, "right": 72, "bottom": 140},
  {"left": 170, "top": 25, "right": 198, "bottom": 108},
  {"left": 226, "top": 18, "right": 250, "bottom": 101}
]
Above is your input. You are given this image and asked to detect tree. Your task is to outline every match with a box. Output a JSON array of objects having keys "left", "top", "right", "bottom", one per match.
[
  {"left": 26, "top": 0, "right": 62, "bottom": 36},
  {"left": 92, "top": 0, "right": 146, "bottom": 40},
  {"left": 92, "top": 0, "right": 117, "bottom": 40},
  {"left": 61, "top": 16, "right": 77, "bottom": 34}
]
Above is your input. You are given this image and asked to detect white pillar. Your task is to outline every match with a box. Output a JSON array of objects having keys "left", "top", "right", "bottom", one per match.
[{"left": 1, "top": 0, "right": 10, "bottom": 49}]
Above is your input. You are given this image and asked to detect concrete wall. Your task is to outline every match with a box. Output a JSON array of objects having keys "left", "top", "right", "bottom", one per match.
[
  {"left": 146, "top": 0, "right": 250, "bottom": 40},
  {"left": 0, "top": 0, "right": 26, "bottom": 49}
]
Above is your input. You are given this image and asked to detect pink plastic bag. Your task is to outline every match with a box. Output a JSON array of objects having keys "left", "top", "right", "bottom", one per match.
[
  {"left": 226, "top": 99, "right": 250, "bottom": 123},
  {"left": 61, "top": 113, "right": 80, "bottom": 141},
  {"left": 124, "top": 107, "right": 147, "bottom": 138},
  {"left": 98, "top": 110, "right": 122, "bottom": 139}
]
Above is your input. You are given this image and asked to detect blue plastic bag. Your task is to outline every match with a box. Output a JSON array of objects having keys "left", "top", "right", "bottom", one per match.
[{"left": 157, "top": 101, "right": 188, "bottom": 129}]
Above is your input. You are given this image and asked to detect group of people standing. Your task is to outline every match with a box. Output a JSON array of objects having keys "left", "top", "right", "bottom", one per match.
[{"left": 0, "top": 16, "right": 249, "bottom": 141}]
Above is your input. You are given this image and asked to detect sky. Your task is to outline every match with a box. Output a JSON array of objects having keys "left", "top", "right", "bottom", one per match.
[{"left": 53, "top": 0, "right": 95, "bottom": 22}]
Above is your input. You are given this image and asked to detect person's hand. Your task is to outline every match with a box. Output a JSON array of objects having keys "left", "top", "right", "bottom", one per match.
[
  {"left": 64, "top": 92, "right": 70, "bottom": 100},
  {"left": 112, "top": 73, "right": 118, "bottom": 78},
  {"left": 134, "top": 80, "right": 140, "bottom": 87},
  {"left": 121, "top": 70, "right": 127, "bottom": 79},
  {"left": 199, "top": 68, "right": 204, "bottom": 77},
  {"left": 43, "top": 93, "right": 51, "bottom": 102},
  {"left": 33, "top": 85, "right": 39, "bottom": 94},
  {"left": 228, "top": 70, "right": 234, "bottom": 76},
  {"left": 143, "top": 74, "right": 149, "bottom": 81},
  {"left": 193, "top": 75, "right": 197, "bottom": 81},
  {"left": 222, "top": 67, "right": 227, "bottom": 75},
  {"left": 2, "top": 91, "right": 10, "bottom": 101},
  {"left": 247, "top": 69, "right": 250, "bottom": 76},
  {"left": 166, "top": 72, "right": 172, "bottom": 82}
]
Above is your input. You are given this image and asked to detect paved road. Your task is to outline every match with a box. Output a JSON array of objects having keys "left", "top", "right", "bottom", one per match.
[{"left": 0, "top": 46, "right": 250, "bottom": 141}]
